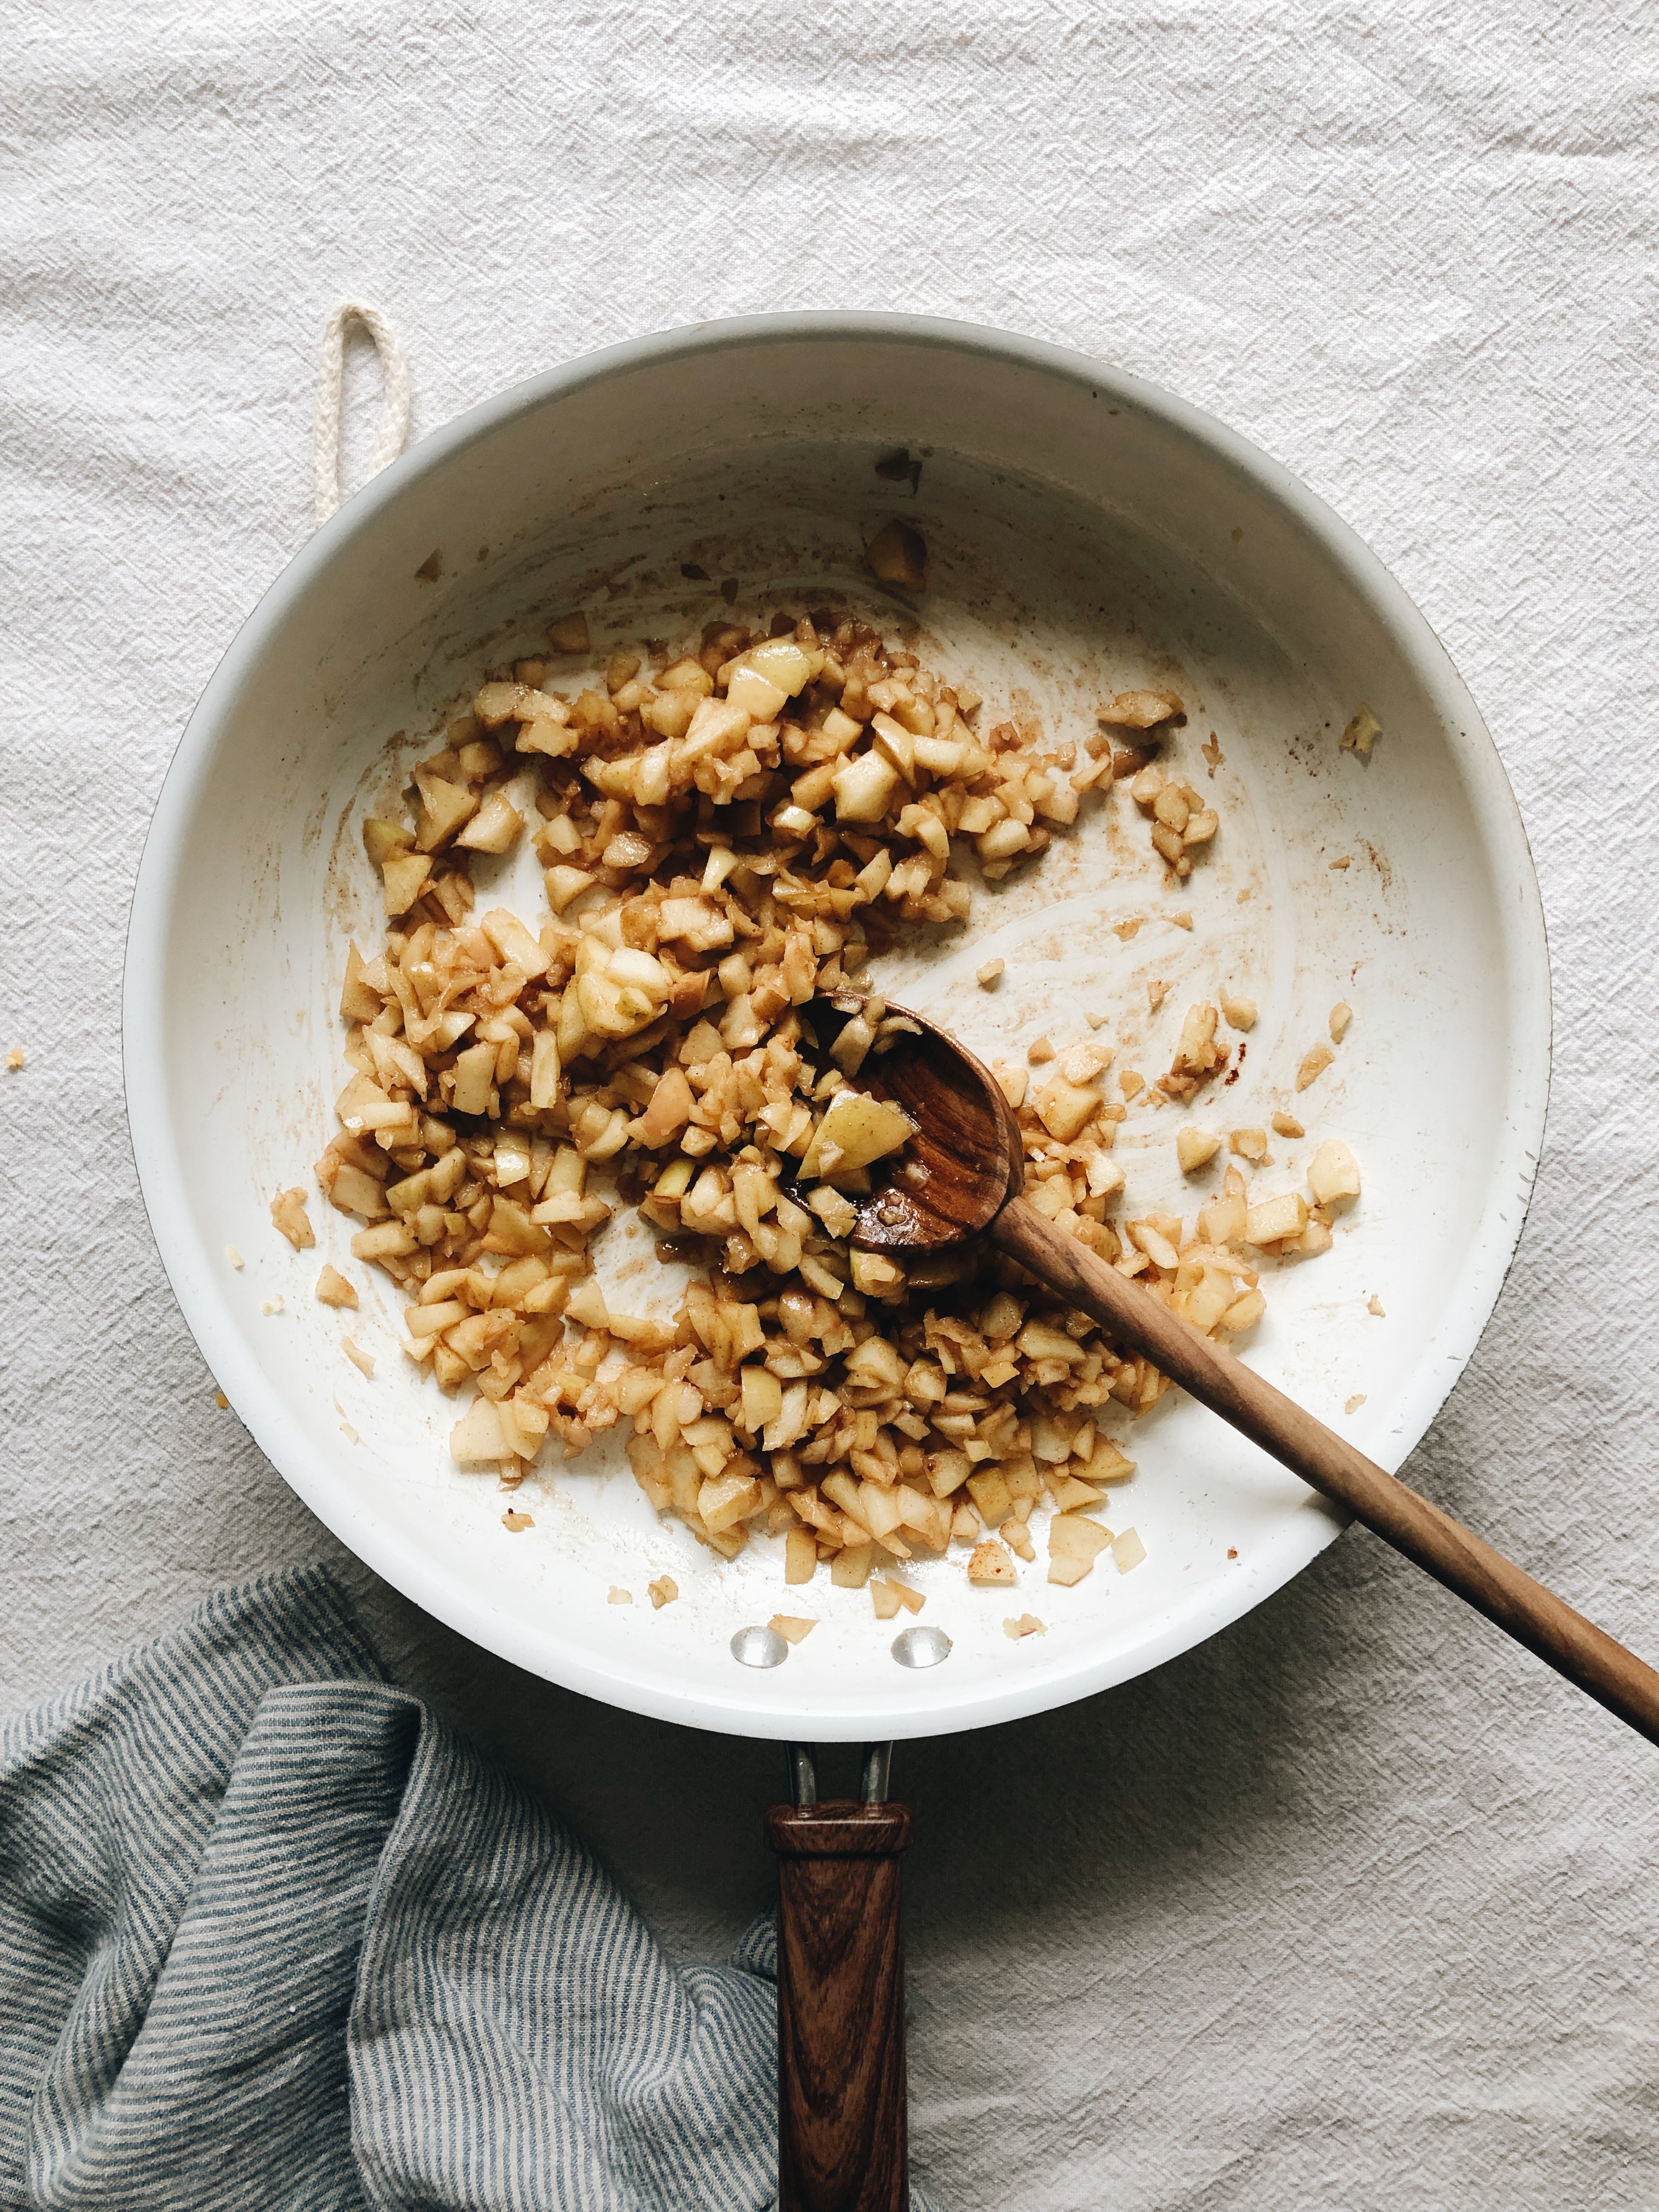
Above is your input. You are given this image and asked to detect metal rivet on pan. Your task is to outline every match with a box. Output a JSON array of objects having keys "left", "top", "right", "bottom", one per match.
[
  {"left": 731, "top": 1624, "right": 789, "bottom": 1668},
  {"left": 891, "top": 1626, "right": 952, "bottom": 1668}
]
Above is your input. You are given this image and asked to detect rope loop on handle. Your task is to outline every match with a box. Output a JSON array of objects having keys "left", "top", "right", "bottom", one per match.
[{"left": 313, "top": 302, "right": 411, "bottom": 529}]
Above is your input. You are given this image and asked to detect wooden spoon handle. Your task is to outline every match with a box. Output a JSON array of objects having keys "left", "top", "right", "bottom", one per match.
[
  {"left": 992, "top": 1193, "right": 1659, "bottom": 1745},
  {"left": 768, "top": 1802, "right": 911, "bottom": 2212}
]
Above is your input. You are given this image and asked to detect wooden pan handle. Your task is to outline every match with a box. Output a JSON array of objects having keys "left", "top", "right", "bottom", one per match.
[
  {"left": 768, "top": 1801, "right": 911, "bottom": 2212},
  {"left": 992, "top": 1193, "right": 1659, "bottom": 1746}
]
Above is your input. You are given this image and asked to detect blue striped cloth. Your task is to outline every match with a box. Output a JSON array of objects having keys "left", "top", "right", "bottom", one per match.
[{"left": 0, "top": 1567, "right": 784, "bottom": 2211}]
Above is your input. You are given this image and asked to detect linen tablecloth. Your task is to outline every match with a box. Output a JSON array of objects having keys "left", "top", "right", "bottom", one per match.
[{"left": 3, "top": 6, "right": 1656, "bottom": 2205}]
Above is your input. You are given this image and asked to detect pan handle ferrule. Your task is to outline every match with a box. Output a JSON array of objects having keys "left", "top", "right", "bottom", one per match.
[
  {"left": 787, "top": 1742, "right": 819, "bottom": 1807},
  {"left": 859, "top": 1742, "right": 893, "bottom": 1806}
]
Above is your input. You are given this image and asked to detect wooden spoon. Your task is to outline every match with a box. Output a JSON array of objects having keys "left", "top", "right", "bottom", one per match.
[{"left": 810, "top": 991, "right": 1659, "bottom": 1745}]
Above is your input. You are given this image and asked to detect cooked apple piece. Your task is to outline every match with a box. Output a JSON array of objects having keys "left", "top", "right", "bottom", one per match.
[
  {"left": 339, "top": 941, "right": 382, "bottom": 1023},
  {"left": 381, "top": 851, "right": 432, "bottom": 916},
  {"left": 784, "top": 1527, "right": 817, "bottom": 1585},
  {"left": 544, "top": 865, "right": 596, "bottom": 915},
  {"left": 726, "top": 665, "right": 788, "bottom": 721},
  {"left": 1170, "top": 1002, "right": 1220, "bottom": 1081},
  {"left": 363, "top": 817, "right": 413, "bottom": 867},
  {"left": 744, "top": 637, "right": 817, "bottom": 695},
  {"left": 548, "top": 611, "right": 590, "bottom": 653},
  {"left": 450, "top": 1399, "right": 506, "bottom": 1465},
  {"left": 269, "top": 1187, "right": 315, "bottom": 1250},
  {"left": 866, "top": 518, "right": 927, "bottom": 590},
  {"left": 1307, "top": 1137, "right": 1362, "bottom": 1205},
  {"left": 327, "top": 1164, "right": 390, "bottom": 1220},
  {"left": 850, "top": 1250, "right": 905, "bottom": 1298},
  {"left": 1035, "top": 1076, "right": 1099, "bottom": 1143},
  {"left": 1045, "top": 1474, "right": 1104, "bottom": 1513},
  {"left": 1100, "top": 687, "right": 1182, "bottom": 729},
  {"left": 1047, "top": 1514, "right": 1114, "bottom": 1586},
  {"left": 414, "top": 775, "right": 479, "bottom": 852},
  {"left": 967, "top": 1539, "right": 1017, "bottom": 1585},
  {"left": 832, "top": 749, "right": 900, "bottom": 822},
  {"left": 1075, "top": 1436, "right": 1135, "bottom": 1483},
  {"left": 1218, "top": 1287, "right": 1266, "bottom": 1333},
  {"left": 741, "top": 1364, "right": 783, "bottom": 1433},
  {"left": 450, "top": 1040, "right": 497, "bottom": 1118},
  {"left": 1340, "top": 706, "right": 1381, "bottom": 758},
  {"left": 315, "top": 1265, "right": 358, "bottom": 1309},
  {"left": 831, "top": 1545, "right": 874, "bottom": 1589},
  {"left": 699, "top": 1471, "right": 763, "bottom": 1533},
  {"left": 455, "top": 790, "right": 524, "bottom": 853},
  {"left": 1296, "top": 1043, "right": 1335, "bottom": 1091},
  {"left": 1177, "top": 1126, "right": 1221, "bottom": 1173},
  {"left": 478, "top": 908, "right": 550, "bottom": 979},
  {"left": 798, "top": 1088, "right": 916, "bottom": 1180},
  {"left": 1244, "top": 1191, "right": 1307, "bottom": 1245},
  {"left": 769, "top": 1615, "right": 817, "bottom": 1644}
]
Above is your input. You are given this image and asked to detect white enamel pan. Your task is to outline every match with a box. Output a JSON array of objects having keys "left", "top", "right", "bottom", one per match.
[{"left": 123, "top": 313, "right": 1551, "bottom": 2207}]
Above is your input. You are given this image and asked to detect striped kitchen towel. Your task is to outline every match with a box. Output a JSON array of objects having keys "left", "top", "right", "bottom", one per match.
[{"left": 0, "top": 1567, "right": 781, "bottom": 2212}]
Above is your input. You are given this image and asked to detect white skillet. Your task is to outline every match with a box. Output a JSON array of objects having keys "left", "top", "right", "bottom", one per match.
[{"left": 122, "top": 312, "right": 1550, "bottom": 1745}]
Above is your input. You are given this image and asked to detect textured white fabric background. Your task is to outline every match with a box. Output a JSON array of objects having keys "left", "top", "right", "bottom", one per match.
[{"left": 3, "top": 6, "right": 1657, "bottom": 2206}]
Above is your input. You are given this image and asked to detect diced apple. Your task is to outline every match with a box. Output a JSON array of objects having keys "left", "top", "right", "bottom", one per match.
[
  {"left": 699, "top": 1471, "right": 763, "bottom": 1533},
  {"left": 966, "top": 1469, "right": 1013, "bottom": 1527},
  {"left": 657, "top": 895, "right": 735, "bottom": 951},
  {"left": 450, "top": 1040, "right": 496, "bottom": 1118},
  {"left": 798, "top": 1087, "right": 916, "bottom": 1179},
  {"left": 456, "top": 790, "right": 524, "bottom": 853},
  {"left": 866, "top": 518, "right": 927, "bottom": 591},
  {"left": 1047, "top": 1514, "right": 1114, "bottom": 1586},
  {"left": 529, "top": 1031, "right": 561, "bottom": 1110},
  {"left": 832, "top": 749, "right": 900, "bottom": 822},
  {"left": 269, "top": 1187, "right": 315, "bottom": 1250},
  {"left": 1307, "top": 1138, "right": 1362, "bottom": 1205},
  {"left": 329, "top": 1164, "right": 390, "bottom": 1220},
  {"left": 726, "top": 665, "right": 788, "bottom": 720},
  {"left": 363, "top": 817, "right": 413, "bottom": 866},
  {"left": 967, "top": 1539, "right": 1017, "bottom": 1585},
  {"left": 1075, "top": 1436, "right": 1136, "bottom": 1484},
  {"left": 543, "top": 865, "right": 596, "bottom": 915},
  {"left": 450, "top": 1399, "right": 506, "bottom": 1464},
  {"left": 1244, "top": 1192, "right": 1308, "bottom": 1245},
  {"left": 741, "top": 1365, "right": 783, "bottom": 1433},
  {"left": 340, "top": 941, "right": 382, "bottom": 1023},
  {"left": 769, "top": 1615, "right": 817, "bottom": 1644},
  {"left": 1036, "top": 1076, "right": 1099, "bottom": 1143},
  {"left": 741, "top": 637, "right": 816, "bottom": 696},
  {"left": 785, "top": 1528, "right": 818, "bottom": 1585},
  {"left": 1177, "top": 1126, "right": 1222, "bottom": 1173},
  {"left": 414, "top": 775, "right": 479, "bottom": 851},
  {"left": 381, "top": 851, "right": 432, "bottom": 916}
]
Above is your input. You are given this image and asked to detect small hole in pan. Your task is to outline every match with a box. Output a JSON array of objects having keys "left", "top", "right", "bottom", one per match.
[
  {"left": 731, "top": 1624, "right": 789, "bottom": 1668},
  {"left": 891, "top": 1626, "right": 952, "bottom": 1669}
]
